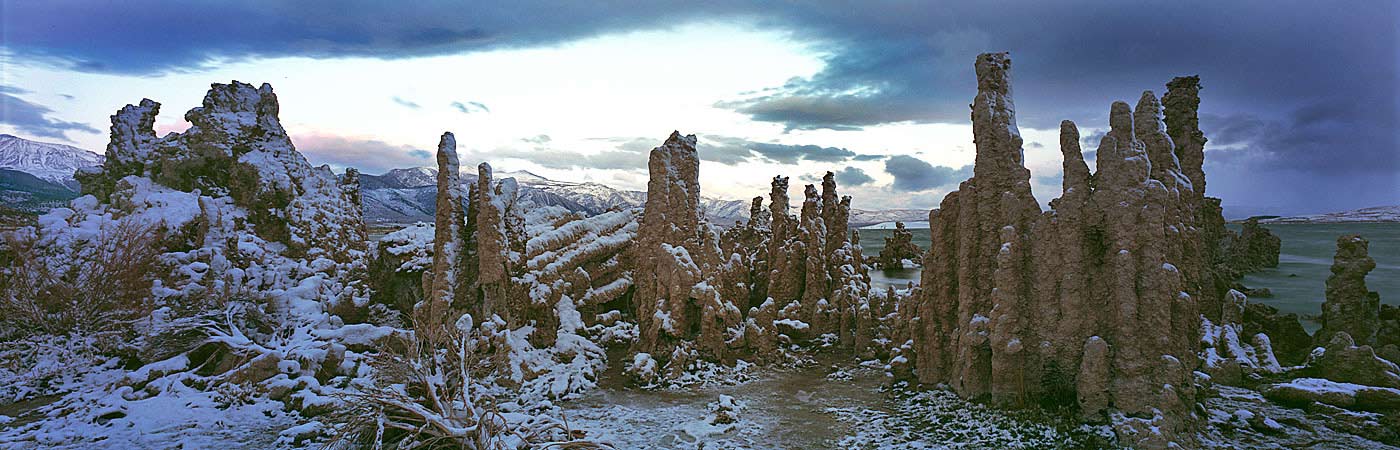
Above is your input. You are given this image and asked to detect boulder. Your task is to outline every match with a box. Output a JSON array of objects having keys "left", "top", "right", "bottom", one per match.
[
  {"left": 1305, "top": 332, "right": 1400, "bottom": 388},
  {"left": 1262, "top": 377, "right": 1400, "bottom": 412}
]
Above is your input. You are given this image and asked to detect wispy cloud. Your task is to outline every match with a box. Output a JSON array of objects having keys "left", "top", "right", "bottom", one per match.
[
  {"left": 293, "top": 132, "right": 434, "bottom": 174},
  {"left": 391, "top": 96, "right": 421, "bottom": 109},
  {"left": 451, "top": 100, "right": 490, "bottom": 114},
  {"left": 0, "top": 85, "right": 98, "bottom": 140}
]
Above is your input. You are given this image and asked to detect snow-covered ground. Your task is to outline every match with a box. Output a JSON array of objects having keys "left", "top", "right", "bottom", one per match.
[{"left": 563, "top": 353, "right": 1114, "bottom": 449}]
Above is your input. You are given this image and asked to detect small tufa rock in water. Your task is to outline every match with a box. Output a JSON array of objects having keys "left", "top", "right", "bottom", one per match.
[
  {"left": 876, "top": 221, "right": 922, "bottom": 269},
  {"left": 1223, "top": 218, "right": 1282, "bottom": 275},
  {"left": 1316, "top": 234, "right": 1382, "bottom": 347}
]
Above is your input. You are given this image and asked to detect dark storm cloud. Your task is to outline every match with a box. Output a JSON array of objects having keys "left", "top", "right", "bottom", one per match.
[
  {"left": 0, "top": 1, "right": 745, "bottom": 75},
  {"left": 884, "top": 155, "right": 971, "bottom": 192},
  {"left": 722, "top": 1, "right": 1398, "bottom": 134},
  {"left": 5, "top": 1, "right": 1395, "bottom": 212},
  {"left": 1200, "top": 96, "right": 1398, "bottom": 175},
  {"left": 609, "top": 135, "right": 877, "bottom": 166},
  {"left": 697, "top": 136, "right": 759, "bottom": 166},
  {"left": 747, "top": 142, "right": 855, "bottom": 164},
  {"left": 0, "top": 85, "right": 99, "bottom": 140},
  {"left": 9, "top": 2, "right": 1392, "bottom": 131},
  {"left": 834, "top": 166, "right": 874, "bottom": 186}
]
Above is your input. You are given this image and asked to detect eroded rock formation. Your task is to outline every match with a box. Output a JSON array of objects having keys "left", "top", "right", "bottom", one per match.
[
  {"left": 876, "top": 222, "right": 922, "bottom": 268},
  {"left": 419, "top": 132, "right": 467, "bottom": 326},
  {"left": 1242, "top": 301, "right": 1313, "bottom": 365},
  {"left": 1199, "top": 290, "right": 1283, "bottom": 385},
  {"left": 914, "top": 53, "right": 1225, "bottom": 447},
  {"left": 475, "top": 163, "right": 520, "bottom": 323},
  {"left": 747, "top": 171, "right": 874, "bottom": 350},
  {"left": 77, "top": 82, "right": 366, "bottom": 263},
  {"left": 1224, "top": 218, "right": 1282, "bottom": 276},
  {"left": 368, "top": 223, "right": 433, "bottom": 318},
  {"left": 1317, "top": 235, "right": 1382, "bottom": 346},
  {"left": 630, "top": 132, "right": 735, "bottom": 377}
]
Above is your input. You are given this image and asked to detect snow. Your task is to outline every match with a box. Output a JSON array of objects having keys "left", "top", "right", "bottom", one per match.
[
  {"left": 0, "top": 134, "right": 103, "bottom": 187},
  {"left": 359, "top": 165, "right": 929, "bottom": 227},
  {"left": 774, "top": 319, "right": 810, "bottom": 330},
  {"left": 1259, "top": 205, "right": 1400, "bottom": 223},
  {"left": 1273, "top": 377, "right": 1396, "bottom": 397},
  {"left": 1198, "top": 291, "right": 1283, "bottom": 374},
  {"left": 860, "top": 220, "right": 930, "bottom": 230},
  {"left": 378, "top": 222, "right": 434, "bottom": 271}
]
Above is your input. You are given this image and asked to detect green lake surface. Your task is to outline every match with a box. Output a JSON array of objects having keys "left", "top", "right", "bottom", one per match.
[
  {"left": 1237, "top": 223, "right": 1400, "bottom": 333},
  {"left": 857, "top": 228, "right": 931, "bottom": 289}
]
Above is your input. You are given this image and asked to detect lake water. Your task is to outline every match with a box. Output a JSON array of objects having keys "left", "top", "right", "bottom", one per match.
[
  {"left": 857, "top": 228, "right": 931, "bottom": 289},
  {"left": 1237, "top": 223, "right": 1400, "bottom": 333}
]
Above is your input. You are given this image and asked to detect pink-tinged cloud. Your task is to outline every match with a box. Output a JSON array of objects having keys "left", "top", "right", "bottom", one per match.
[
  {"left": 154, "top": 119, "right": 191, "bottom": 137},
  {"left": 291, "top": 132, "right": 433, "bottom": 175}
]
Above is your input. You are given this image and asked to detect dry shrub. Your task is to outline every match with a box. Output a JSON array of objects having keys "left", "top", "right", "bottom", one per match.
[
  {"left": 0, "top": 220, "right": 167, "bottom": 339},
  {"left": 328, "top": 314, "right": 611, "bottom": 450}
]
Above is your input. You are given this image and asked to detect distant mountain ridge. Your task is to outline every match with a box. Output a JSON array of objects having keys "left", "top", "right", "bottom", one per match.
[
  {"left": 360, "top": 167, "right": 926, "bottom": 227},
  {"left": 0, "top": 133, "right": 930, "bottom": 226},
  {"left": 0, "top": 134, "right": 101, "bottom": 213},
  {"left": 0, "top": 134, "right": 103, "bottom": 190},
  {"left": 1257, "top": 205, "right": 1400, "bottom": 223}
]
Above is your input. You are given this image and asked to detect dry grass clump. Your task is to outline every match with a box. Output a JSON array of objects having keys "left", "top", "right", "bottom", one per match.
[{"left": 0, "top": 220, "right": 166, "bottom": 339}]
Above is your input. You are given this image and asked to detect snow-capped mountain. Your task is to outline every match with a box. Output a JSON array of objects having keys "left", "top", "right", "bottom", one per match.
[
  {"left": 360, "top": 167, "right": 437, "bottom": 189},
  {"left": 360, "top": 167, "right": 748, "bottom": 224},
  {"left": 0, "top": 134, "right": 103, "bottom": 190},
  {"left": 1258, "top": 205, "right": 1400, "bottom": 223},
  {"left": 861, "top": 220, "right": 930, "bottom": 229},
  {"left": 359, "top": 166, "right": 928, "bottom": 227},
  {"left": 848, "top": 209, "right": 928, "bottom": 227}
]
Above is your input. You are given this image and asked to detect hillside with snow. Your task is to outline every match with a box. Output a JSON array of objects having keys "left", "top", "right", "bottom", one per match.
[
  {"left": 861, "top": 220, "right": 930, "bottom": 229},
  {"left": 0, "top": 134, "right": 928, "bottom": 228},
  {"left": 0, "top": 134, "right": 102, "bottom": 190},
  {"left": 360, "top": 166, "right": 924, "bottom": 227},
  {"left": 1258, "top": 205, "right": 1400, "bottom": 223}
]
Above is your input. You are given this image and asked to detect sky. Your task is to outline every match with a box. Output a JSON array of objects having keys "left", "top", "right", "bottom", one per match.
[{"left": 1, "top": 1, "right": 1396, "bottom": 217}]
